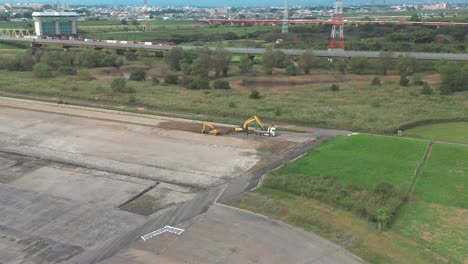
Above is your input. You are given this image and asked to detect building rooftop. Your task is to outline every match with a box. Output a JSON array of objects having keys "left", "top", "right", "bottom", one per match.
[{"left": 32, "top": 11, "right": 78, "bottom": 17}]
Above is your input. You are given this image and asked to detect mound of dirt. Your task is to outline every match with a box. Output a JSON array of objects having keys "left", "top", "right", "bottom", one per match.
[{"left": 157, "top": 121, "right": 234, "bottom": 135}]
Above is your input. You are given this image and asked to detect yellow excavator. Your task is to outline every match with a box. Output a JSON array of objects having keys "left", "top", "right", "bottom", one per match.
[
  {"left": 235, "top": 116, "right": 276, "bottom": 137},
  {"left": 202, "top": 122, "right": 221, "bottom": 135}
]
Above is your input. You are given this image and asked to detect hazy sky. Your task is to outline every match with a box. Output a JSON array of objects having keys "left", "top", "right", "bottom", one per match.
[{"left": 0, "top": 0, "right": 464, "bottom": 6}]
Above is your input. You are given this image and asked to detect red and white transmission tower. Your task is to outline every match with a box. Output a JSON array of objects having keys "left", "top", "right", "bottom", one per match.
[{"left": 329, "top": 0, "right": 344, "bottom": 50}]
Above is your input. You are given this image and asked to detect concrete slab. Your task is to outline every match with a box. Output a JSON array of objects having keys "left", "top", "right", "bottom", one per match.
[
  {"left": 120, "top": 183, "right": 196, "bottom": 216},
  {"left": 100, "top": 205, "right": 366, "bottom": 264},
  {"left": 12, "top": 166, "right": 155, "bottom": 208},
  {"left": 0, "top": 156, "right": 15, "bottom": 169},
  {"left": 0, "top": 106, "right": 259, "bottom": 188},
  {"left": 0, "top": 184, "right": 146, "bottom": 263}
]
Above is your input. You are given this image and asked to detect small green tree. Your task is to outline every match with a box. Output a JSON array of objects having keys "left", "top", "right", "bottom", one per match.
[
  {"left": 58, "top": 66, "right": 77, "bottom": 75},
  {"left": 412, "top": 73, "right": 424, "bottom": 85},
  {"left": 212, "top": 47, "right": 231, "bottom": 77},
  {"left": 421, "top": 83, "right": 434, "bottom": 95},
  {"left": 285, "top": 64, "right": 299, "bottom": 76},
  {"left": 371, "top": 77, "right": 381, "bottom": 86},
  {"left": 336, "top": 59, "right": 347, "bottom": 74},
  {"left": 298, "top": 50, "right": 315, "bottom": 74},
  {"left": 188, "top": 77, "right": 210, "bottom": 90},
  {"left": 249, "top": 89, "right": 261, "bottom": 99},
  {"left": 396, "top": 56, "right": 417, "bottom": 76},
  {"left": 238, "top": 55, "right": 253, "bottom": 74},
  {"left": 213, "top": 80, "right": 231, "bottom": 90},
  {"left": 111, "top": 78, "right": 127, "bottom": 93},
  {"left": 152, "top": 76, "right": 160, "bottom": 86},
  {"left": 192, "top": 48, "right": 211, "bottom": 78},
  {"left": 165, "top": 47, "right": 184, "bottom": 71},
  {"left": 376, "top": 207, "right": 390, "bottom": 230},
  {"left": 330, "top": 84, "right": 340, "bottom": 92},
  {"left": 349, "top": 56, "right": 369, "bottom": 74},
  {"left": 164, "top": 72, "right": 179, "bottom": 85},
  {"left": 439, "top": 62, "right": 468, "bottom": 94},
  {"left": 129, "top": 68, "right": 146, "bottom": 81},
  {"left": 399, "top": 74, "right": 409, "bottom": 86},
  {"left": 33, "top": 63, "right": 53, "bottom": 78},
  {"left": 377, "top": 52, "right": 393, "bottom": 75}
]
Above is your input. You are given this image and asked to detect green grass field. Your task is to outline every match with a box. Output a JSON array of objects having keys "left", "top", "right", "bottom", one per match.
[
  {"left": 404, "top": 122, "right": 468, "bottom": 144},
  {"left": 393, "top": 143, "right": 468, "bottom": 262},
  {"left": 268, "top": 134, "right": 427, "bottom": 189},
  {"left": 230, "top": 137, "right": 467, "bottom": 263}
]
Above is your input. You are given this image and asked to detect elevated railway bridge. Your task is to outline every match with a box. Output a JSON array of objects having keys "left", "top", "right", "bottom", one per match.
[{"left": 1, "top": 35, "right": 468, "bottom": 62}]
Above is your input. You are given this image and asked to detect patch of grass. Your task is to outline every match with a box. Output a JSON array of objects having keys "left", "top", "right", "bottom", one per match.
[
  {"left": 269, "top": 135, "right": 427, "bottom": 189},
  {"left": 392, "top": 143, "right": 468, "bottom": 263},
  {"left": 404, "top": 122, "right": 468, "bottom": 144},
  {"left": 415, "top": 143, "right": 468, "bottom": 208},
  {"left": 394, "top": 202, "right": 467, "bottom": 263},
  {"left": 226, "top": 188, "right": 440, "bottom": 264}
]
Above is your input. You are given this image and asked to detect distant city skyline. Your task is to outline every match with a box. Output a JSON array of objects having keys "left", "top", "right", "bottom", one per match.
[{"left": 0, "top": 0, "right": 464, "bottom": 7}]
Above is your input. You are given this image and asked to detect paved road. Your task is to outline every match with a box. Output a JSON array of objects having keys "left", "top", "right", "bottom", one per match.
[
  {"left": 100, "top": 204, "right": 366, "bottom": 264},
  {"left": 1, "top": 35, "right": 468, "bottom": 61}
]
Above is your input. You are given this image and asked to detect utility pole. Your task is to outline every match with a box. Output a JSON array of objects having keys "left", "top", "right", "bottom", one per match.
[{"left": 282, "top": 0, "right": 289, "bottom": 34}]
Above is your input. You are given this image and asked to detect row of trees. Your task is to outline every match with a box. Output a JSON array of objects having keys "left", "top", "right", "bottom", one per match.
[
  {"left": 0, "top": 49, "right": 122, "bottom": 77},
  {"left": 165, "top": 47, "right": 232, "bottom": 78}
]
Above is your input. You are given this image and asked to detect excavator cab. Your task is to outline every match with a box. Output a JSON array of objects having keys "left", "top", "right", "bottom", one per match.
[{"left": 202, "top": 122, "right": 221, "bottom": 135}]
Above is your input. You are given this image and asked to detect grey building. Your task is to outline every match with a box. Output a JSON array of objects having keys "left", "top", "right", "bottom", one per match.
[{"left": 32, "top": 12, "right": 78, "bottom": 36}]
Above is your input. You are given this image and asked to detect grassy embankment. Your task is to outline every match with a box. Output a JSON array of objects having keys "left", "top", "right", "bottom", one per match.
[
  {"left": 0, "top": 59, "right": 467, "bottom": 134},
  {"left": 228, "top": 134, "right": 467, "bottom": 263},
  {"left": 404, "top": 122, "right": 468, "bottom": 144}
]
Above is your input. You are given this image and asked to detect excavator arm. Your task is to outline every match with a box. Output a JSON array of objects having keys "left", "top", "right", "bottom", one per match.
[
  {"left": 235, "top": 116, "right": 264, "bottom": 132},
  {"left": 202, "top": 122, "right": 221, "bottom": 135}
]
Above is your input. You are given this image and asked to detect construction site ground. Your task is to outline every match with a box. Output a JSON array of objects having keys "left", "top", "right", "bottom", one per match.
[
  {"left": 0, "top": 96, "right": 356, "bottom": 263},
  {"left": 100, "top": 204, "right": 366, "bottom": 264}
]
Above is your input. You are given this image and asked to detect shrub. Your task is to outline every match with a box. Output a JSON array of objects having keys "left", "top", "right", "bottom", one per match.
[
  {"left": 249, "top": 89, "right": 261, "bottom": 99},
  {"left": 238, "top": 55, "right": 253, "bottom": 74},
  {"left": 188, "top": 77, "right": 210, "bottom": 90},
  {"left": 228, "top": 101, "right": 237, "bottom": 108},
  {"left": 399, "top": 74, "right": 409, "bottom": 86},
  {"left": 33, "top": 63, "right": 53, "bottom": 78},
  {"left": 129, "top": 68, "right": 146, "bottom": 81},
  {"left": 152, "top": 77, "right": 160, "bottom": 86},
  {"left": 285, "top": 64, "right": 299, "bottom": 76},
  {"left": 330, "top": 84, "right": 340, "bottom": 92},
  {"left": 180, "top": 76, "right": 194, "bottom": 87},
  {"left": 263, "top": 175, "right": 404, "bottom": 224},
  {"left": 76, "top": 70, "right": 95, "bottom": 81},
  {"left": 58, "top": 66, "right": 77, "bottom": 75},
  {"left": 164, "top": 72, "right": 179, "bottom": 85},
  {"left": 213, "top": 80, "right": 231, "bottom": 90},
  {"left": 111, "top": 77, "right": 135, "bottom": 93},
  {"left": 371, "top": 77, "right": 381, "bottom": 86},
  {"left": 421, "top": 83, "right": 434, "bottom": 95},
  {"left": 412, "top": 74, "right": 424, "bottom": 86},
  {"left": 349, "top": 56, "right": 370, "bottom": 74},
  {"left": 128, "top": 95, "right": 137, "bottom": 103},
  {"left": 274, "top": 107, "right": 282, "bottom": 116}
]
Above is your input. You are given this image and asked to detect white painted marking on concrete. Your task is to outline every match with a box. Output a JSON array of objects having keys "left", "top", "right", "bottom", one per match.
[{"left": 141, "top": 225, "right": 185, "bottom": 241}]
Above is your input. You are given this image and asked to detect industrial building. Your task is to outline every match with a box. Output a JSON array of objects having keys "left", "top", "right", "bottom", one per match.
[{"left": 32, "top": 11, "right": 78, "bottom": 36}]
